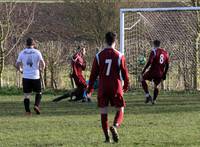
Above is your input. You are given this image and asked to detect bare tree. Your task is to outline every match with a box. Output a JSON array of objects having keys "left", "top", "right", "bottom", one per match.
[
  {"left": 39, "top": 41, "right": 69, "bottom": 89},
  {"left": 0, "top": 2, "right": 36, "bottom": 87},
  {"left": 64, "top": 1, "right": 119, "bottom": 48}
]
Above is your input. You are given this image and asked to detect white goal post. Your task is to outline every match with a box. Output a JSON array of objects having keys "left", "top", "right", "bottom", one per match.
[
  {"left": 120, "top": 7, "right": 200, "bottom": 54},
  {"left": 120, "top": 7, "right": 200, "bottom": 90}
]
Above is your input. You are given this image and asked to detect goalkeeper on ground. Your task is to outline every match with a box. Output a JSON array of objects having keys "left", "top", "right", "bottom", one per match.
[{"left": 52, "top": 47, "right": 90, "bottom": 102}]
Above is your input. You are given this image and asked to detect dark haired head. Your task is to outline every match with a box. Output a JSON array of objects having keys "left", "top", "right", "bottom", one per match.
[
  {"left": 153, "top": 40, "right": 160, "bottom": 47},
  {"left": 105, "top": 32, "right": 116, "bottom": 46},
  {"left": 77, "top": 46, "right": 81, "bottom": 51},
  {"left": 26, "top": 38, "right": 35, "bottom": 47}
]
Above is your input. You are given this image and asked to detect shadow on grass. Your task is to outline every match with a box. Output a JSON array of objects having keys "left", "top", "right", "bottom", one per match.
[
  {"left": 0, "top": 94, "right": 200, "bottom": 117},
  {"left": 0, "top": 100, "right": 99, "bottom": 117}
]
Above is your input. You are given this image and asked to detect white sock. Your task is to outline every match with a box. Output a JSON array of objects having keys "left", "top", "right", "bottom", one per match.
[{"left": 145, "top": 93, "right": 150, "bottom": 97}]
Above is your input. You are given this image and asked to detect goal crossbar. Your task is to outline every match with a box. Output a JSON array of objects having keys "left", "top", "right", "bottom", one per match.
[
  {"left": 120, "top": 7, "right": 200, "bottom": 13},
  {"left": 120, "top": 7, "right": 200, "bottom": 53}
]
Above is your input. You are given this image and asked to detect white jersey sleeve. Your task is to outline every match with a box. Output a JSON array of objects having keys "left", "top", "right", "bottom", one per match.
[
  {"left": 16, "top": 52, "right": 23, "bottom": 63},
  {"left": 38, "top": 51, "right": 44, "bottom": 61}
]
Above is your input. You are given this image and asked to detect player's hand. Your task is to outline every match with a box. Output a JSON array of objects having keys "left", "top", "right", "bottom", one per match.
[
  {"left": 162, "top": 75, "right": 166, "bottom": 80},
  {"left": 123, "top": 86, "right": 128, "bottom": 92},
  {"left": 141, "top": 71, "right": 145, "bottom": 77},
  {"left": 86, "top": 92, "right": 92, "bottom": 98},
  {"left": 19, "top": 68, "right": 23, "bottom": 74}
]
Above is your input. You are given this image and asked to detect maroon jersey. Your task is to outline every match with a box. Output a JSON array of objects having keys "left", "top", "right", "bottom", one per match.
[
  {"left": 148, "top": 48, "right": 169, "bottom": 78},
  {"left": 71, "top": 52, "right": 87, "bottom": 88},
  {"left": 88, "top": 48, "right": 129, "bottom": 107}
]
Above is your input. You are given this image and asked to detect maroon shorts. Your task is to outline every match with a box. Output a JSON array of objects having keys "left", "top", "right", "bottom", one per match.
[
  {"left": 97, "top": 93, "right": 126, "bottom": 108},
  {"left": 143, "top": 71, "right": 162, "bottom": 85}
]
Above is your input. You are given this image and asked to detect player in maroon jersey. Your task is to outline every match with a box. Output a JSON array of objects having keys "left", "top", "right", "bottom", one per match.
[
  {"left": 141, "top": 40, "right": 169, "bottom": 104},
  {"left": 87, "top": 32, "right": 129, "bottom": 143},
  {"left": 52, "top": 47, "right": 89, "bottom": 102}
]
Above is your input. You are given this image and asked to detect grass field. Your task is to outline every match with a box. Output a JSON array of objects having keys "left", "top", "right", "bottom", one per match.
[
  {"left": 0, "top": 0, "right": 192, "bottom": 3},
  {"left": 0, "top": 91, "right": 200, "bottom": 147}
]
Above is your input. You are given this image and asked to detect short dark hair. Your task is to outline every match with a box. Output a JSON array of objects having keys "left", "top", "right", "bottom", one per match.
[
  {"left": 105, "top": 32, "right": 116, "bottom": 46},
  {"left": 153, "top": 40, "right": 160, "bottom": 47},
  {"left": 26, "top": 38, "right": 35, "bottom": 46}
]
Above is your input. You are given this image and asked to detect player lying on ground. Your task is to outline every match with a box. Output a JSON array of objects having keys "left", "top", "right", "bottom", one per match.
[
  {"left": 52, "top": 80, "right": 98, "bottom": 102},
  {"left": 52, "top": 87, "right": 90, "bottom": 102},
  {"left": 87, "top": 32, "right": 129, "bottom": 143},
  {"left": 141, "top": 40, "right": 169, "bottom": 104},
  {"left": 53, "top": 47, "right": 89, "bottom": 102}
]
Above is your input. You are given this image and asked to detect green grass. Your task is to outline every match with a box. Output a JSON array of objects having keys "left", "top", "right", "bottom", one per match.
[
  {"left": 0, "top": 92, "right": 200, "bottom": 147},
  {"left": 0, "top": 0, "right": 191, "bottom": 2}
]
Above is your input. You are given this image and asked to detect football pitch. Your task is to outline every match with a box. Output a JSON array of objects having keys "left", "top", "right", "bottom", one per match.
[{"left": 0, "top": 92, "right": 200, "bottom": 147}]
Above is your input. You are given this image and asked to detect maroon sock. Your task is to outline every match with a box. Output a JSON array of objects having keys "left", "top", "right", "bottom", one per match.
[
  {"left": 142, "top": 80, "right": 149, "bottom": 94},
  {"left": 154, "top": 88, "right": 159, "bottom": 100},
  {"left": 114, "top": 108, "right": 124, "bottom": 128},
  {"left": 101, "top": 114, "right": 109, "bottom": 138}
]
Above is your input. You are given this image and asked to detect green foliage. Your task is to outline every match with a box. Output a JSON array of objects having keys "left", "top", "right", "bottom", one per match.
[
  {"left": 0, "top": 86, "right": 22, "bottom": 95},
  {"left": 0, "top": 87, "right": 70, "bottom": 96},
  {"left": 0, "top": 92, "right": 200, "bottom": 146}
]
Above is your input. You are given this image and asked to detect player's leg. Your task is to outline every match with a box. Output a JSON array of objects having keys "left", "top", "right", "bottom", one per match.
[
  {"left": 113, "top": 107, "right": 124, "bottom": 128},
  {"left": 100, "top": 107, "right": 111, "bottom": 143},
  {"left": 110, "top": 95, "right": 126, "bottom": 143},
  {"left": 33, "top": 79, "right": 42, "bottom": 114},
  {"left": 110, "top": 107, "right": 124, "bottom": 143},
  {"left": 22, "top": 78, "right": 32, "bottom": 115},
  {"left": 52, "top": 90, "right": 72, "bottom": 102},
  {"left": 76, "top": 75, "right": 87, "bottom": 101},
  {"left": 98, "top": 95, "right": 111, "bottom": 143},
  {"left": 69, "top": 76, "right": 86, "bottom": 102},
  {"left": 69, "top": 87, "right": 84, "bottom": 101},
  {"left": 82, "top": 89, "right": 92, "bottom": 102},
  {"left": 24, "top": 93, "right": 31, "bottom": 115},
  {"left": 141, "top": 73, "right": 153, "bottom": 103},
  {"left": 152, "top": 79, "right": 161, "bottom": 104},
  {"left": 34, "top": 92, "right": 42, "bottom": 114}
]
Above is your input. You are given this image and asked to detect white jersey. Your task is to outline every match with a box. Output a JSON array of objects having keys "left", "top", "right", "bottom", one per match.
[{"left": 16, "top": 48, "right": 44, "bottom": 79}]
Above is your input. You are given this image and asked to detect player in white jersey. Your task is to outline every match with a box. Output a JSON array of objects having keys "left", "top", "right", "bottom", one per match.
[{"left": 16, "top": 38, "right": 45, "bottom": 115}]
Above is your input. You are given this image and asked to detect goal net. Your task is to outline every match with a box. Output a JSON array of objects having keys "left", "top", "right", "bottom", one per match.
[{"left": 120, "top": 7, "right": 200, "bottom": 90}]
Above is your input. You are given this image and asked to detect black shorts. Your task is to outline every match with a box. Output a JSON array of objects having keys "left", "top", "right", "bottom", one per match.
[{"left": 22, "top": 78, "right": 42, "bottom": 93}]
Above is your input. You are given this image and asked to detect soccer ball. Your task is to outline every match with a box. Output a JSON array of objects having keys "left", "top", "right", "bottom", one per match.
[{"left": 138, "top": 55, "right": 146, "bottom": 65}]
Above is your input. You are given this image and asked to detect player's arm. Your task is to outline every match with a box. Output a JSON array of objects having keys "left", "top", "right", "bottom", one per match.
[
  {"left": 162, "top": 53, "right": 169, "bottom": 80},
  {"left": 120, "top": 55, "right": 129, "bottom": 92},
  {"left": 87, "top": 56, "right": 99, "bottom": 96},
  {"left": 15, "top": 53, "right": 23, "bottom": 73},
  {"left": 38, "top": 52, "right": 45, "bottom": 71},
  {"left": 39, "top": 60, "right": 45, "bottom": 71},
  {"left": 141, "top": 51, "right": 154, "bottom": 74},
  {"left": 73, "top": 55, "right": 86, "bottom": 70},
  {"left": 81, "top": 58, "right": 86, "bottom": 70},
  {"left": 16, "top": 62, "right": 23, "bottom": 73},
  {"left": 162, "top": 63, "right": 169, "bottom": 80}
]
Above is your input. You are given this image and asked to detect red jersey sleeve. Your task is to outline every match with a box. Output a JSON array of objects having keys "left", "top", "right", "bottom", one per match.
[
  {"left": 166, "top": 52, "right": 169, "bottom": 64},
  {"left": 148, "top": 51, "right": 155, "bottom": 64},
  {"left": 120, "top": 55, "right": 129, "bottom": 91},
  {"left": 81, "top": 59, "right": 86, "bottom": 70},
  {"left": 88, "top": 56, "right": 99, "bottom": 93}
]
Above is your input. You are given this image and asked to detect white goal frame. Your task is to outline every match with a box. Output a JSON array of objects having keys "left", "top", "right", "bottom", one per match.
[{"left": 120, "top": 6, "right": 200, "bottom": 54}]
